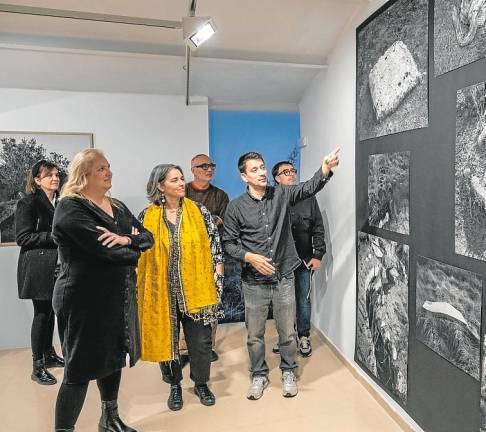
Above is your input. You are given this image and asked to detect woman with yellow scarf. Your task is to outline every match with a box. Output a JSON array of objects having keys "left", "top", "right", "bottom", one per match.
[{"left": 137, "top": 164, "right": 224, "bottom": 411}]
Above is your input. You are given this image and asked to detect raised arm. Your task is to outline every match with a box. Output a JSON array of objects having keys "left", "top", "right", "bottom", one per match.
[{"left": 285, "top": 147, "right": 340, "bottom": 205}]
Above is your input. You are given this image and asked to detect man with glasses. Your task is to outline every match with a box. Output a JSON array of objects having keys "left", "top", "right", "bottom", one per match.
[
  {"left": 186, "top": 153, "right": 229, "bottom": 362},
  {"left": 223, "top": 148, "right": 339, "bottom": 400},
  {"left": 271, "top": 161, "right": 326, "bottom": 358}
]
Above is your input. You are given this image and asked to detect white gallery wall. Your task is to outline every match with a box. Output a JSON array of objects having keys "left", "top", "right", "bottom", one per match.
[
  {"left": 0, "top": 88, "right": 209, "bottom": 349},
  {"left": 299, "top": 0, "right": 423, "bottom": 430}
]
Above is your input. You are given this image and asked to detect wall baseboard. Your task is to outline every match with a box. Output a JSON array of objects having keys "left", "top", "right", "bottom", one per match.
[{"left": 311, "top": 326, "right": 416, "bottom": 432}]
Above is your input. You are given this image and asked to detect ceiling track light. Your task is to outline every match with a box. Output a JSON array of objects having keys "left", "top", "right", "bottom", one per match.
[{"left": 0, "top": 2, "right": 217, "bottom": 106}]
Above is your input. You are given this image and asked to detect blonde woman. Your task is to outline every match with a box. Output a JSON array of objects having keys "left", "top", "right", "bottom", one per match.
[
  {"left": 137, "top": 164, "right": 223, "bottom": 411},
  {"left": 52, "top": 149, "right": 153, "bottom": 432}
]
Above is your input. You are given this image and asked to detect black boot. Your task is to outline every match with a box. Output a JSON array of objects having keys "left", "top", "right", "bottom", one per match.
[
  {"left": 194, "top": 384, "right": 216, "bottom": 406},
  {"left": 32, "top": 358, "right": 57, "bottom": 385},
  {"left": 44, "top": 347, "right": 65, "bottom": 368},
  {"left": 98, "top": 400, "right": 136, "bottom": 432},
  {"left": 167, "top": 384, "right": 183, "bottom": 411}
]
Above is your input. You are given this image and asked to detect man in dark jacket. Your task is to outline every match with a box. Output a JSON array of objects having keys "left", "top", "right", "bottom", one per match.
[
  {"left": 272, "top": 161, "right": 326, "bottom": 357},
  {"left": 185, "top": 153, "right": 229, "bottom": 362}
]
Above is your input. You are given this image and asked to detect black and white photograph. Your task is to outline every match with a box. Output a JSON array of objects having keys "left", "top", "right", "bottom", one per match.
[
  {"left": 368, "top": 151, "right": 410, "bottom": 235},
  {"left": 455, "top": 80, "right": 486, "bottom": 261},
  {"left": 434, "top": 0, "right": 486, "bottom": 76},
  {"left": 220, "top": 255, "right": 244, "bottom": 323},
  {"left": 416, "top": 255, "right": 482, "bottom": 380},
  {"left": 357, "top": 0, "right": 429, "bottom": 141},
  {"left": 481, "top": 334, "right": 486, "bottom": 432},
  {"left": 356, "top": 232, "right": 409, "bottom": 403},
  {"left": 0, "top": 131, "right": 93, "bottom": 245}
]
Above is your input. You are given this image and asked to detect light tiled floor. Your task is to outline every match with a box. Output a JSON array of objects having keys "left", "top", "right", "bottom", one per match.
[{"left": 0, "top": 322, "right": 406, "bottom": 432}]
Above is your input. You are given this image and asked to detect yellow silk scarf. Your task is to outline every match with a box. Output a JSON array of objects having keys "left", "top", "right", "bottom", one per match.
[{"left": 137, "top": 199, "right": 217, "bottom": 362}]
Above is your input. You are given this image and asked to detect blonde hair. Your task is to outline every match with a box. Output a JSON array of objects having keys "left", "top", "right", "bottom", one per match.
[{"left": 60, "top": 148, "right": 107, "bottom": 199}]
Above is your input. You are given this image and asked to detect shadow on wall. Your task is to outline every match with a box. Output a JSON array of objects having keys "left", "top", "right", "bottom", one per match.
[{"left": 312, "top": 209, "right": 356, "bottom": 348}]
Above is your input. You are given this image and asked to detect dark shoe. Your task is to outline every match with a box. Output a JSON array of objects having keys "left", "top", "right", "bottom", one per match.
[
  {"left": 194, "top": 384, "right": 215, "bottom": 406},
  {"left": 55, "top": 429, "right": 74, "bottom": 431},
  {"left": 167, "top": 384, "right": 183, "bottom": 411},
  {"left": 44, "top": 347, "right": 65, "bottom": 368},
  {"left": 211, "top": 350, "right": 219, "bottom": 362},
  {"left": 298, "top": 336, "right": 312, "bottom": 357},
  {"left": 180, "top": 354, "right": 189, "bottom": 369},
  {"left": 98, "top": 400, "right": 136, "bottom": 432},
  {"left": 31, "top": 359, "right": 57, "bottom": 385}
]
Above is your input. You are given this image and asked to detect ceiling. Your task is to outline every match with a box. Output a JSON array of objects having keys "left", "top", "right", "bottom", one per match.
[{"left": 0, "top": 0, "right": 367, "bottom": 108}]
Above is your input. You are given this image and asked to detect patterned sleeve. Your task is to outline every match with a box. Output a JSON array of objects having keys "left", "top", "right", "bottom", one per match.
[
  {"left": 197, "top": 203, "right": 224, "bottom": 302},
  {"left": 197, "top": 203, "right": 224, "bottom": 265}
]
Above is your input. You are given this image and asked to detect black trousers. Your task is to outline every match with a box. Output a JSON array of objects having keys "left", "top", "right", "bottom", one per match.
[
  {"left": 159, "top": 308, "right": 212, "bottom": 386},
  {"left": 55, "top": 370, "right": 121, "bottom": 430},
  {"left": 31, "top": 299, "right": 55, "bottom": 360}
]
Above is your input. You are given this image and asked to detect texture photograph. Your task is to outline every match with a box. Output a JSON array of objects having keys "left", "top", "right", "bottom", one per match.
[
  {"left": 416, "top": 255, "right": 482, "bottom": 380},
  {"left": 455, "top": 80, "right": 486, "bottom": 261},
  {"left": 481, "top": 334, "right": 486, "bottom": 432},
  {"left": 434, "top": 0, "right": 486, "bottom": 76},
  {"left": 357, "top": 0, "right": 429, "bottom": 140},
  {"left": 356, "top": 232, "right": 409, "bottom": 403},
  {"left": 368, "top": 151, "right": 410, "bottom": 235},
  {"left": 0, "top": 132, "right": 93, "bottom": 245}
]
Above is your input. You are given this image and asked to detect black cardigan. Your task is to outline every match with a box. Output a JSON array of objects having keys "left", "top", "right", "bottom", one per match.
[{"left": 52, "top": 196, "right": 153, "bottom": 383}]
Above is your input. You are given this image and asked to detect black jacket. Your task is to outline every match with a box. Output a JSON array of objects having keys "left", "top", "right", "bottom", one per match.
[
  {"left": 15, "top": 189, "right": 58, "bottom": 300},
  {"left": 52, "top": 196, "right": 153, "bottom": 383},
  {"left": 289, "top": 196, "right": 326, "bottom": 263}
]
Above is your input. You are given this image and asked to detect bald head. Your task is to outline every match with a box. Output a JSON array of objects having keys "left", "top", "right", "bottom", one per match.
[{"left": 191, "top": 153, "right": 216, "bottom": 184}]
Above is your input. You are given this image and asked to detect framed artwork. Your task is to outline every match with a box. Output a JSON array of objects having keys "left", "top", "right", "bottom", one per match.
[
  {"left": 434, "top": 0, "right": 486, "bottom": 76},
  {"left": 0, "top": 131, "right": 94, "bottom": 246},
  {"left": 356, "top": 232, "right": 409, "bottom": 403},
  {"left": 368, "top": 151, "right": 410, "bottom": 235},
  {"left": 357, "top": 0, "right": 429, "bottom": 140}
]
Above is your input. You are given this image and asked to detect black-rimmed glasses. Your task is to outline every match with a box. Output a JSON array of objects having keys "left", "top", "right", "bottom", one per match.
[
  {"left": 193, "top": 163, "right": 216, "bottom": 171},
  {"left": 277, "top": 168, "right": 297, "bottom": 177}
]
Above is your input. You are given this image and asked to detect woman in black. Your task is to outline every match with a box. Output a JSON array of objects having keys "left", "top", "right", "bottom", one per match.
[
  {"left": 15, "top": 159, "right": 65, "bottom": 385},
  {"left": 52, "top": 149, "right": 153, "bottom": 432}
]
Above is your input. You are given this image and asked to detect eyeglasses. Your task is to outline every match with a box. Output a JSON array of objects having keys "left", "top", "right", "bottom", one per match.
[
  {"left": 193, "top": 163, "right": 216, "bottom": 171},
  {"left": 277, "top": 168, "right": 297, "bottom": 177}
]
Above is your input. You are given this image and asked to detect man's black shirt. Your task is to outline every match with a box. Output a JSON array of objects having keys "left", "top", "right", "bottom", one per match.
[{"left": 223, "top": 168, "right": 332, "bottom": 284}]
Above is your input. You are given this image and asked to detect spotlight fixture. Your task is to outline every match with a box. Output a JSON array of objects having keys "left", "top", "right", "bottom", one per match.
[{"left": 183, "top": 16, "right": 216, "bottom": 49}]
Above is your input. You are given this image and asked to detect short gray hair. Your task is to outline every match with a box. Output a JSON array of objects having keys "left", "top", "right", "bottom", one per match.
[{"left": 146, "top": 164, "right": 184, "bottom": 204}]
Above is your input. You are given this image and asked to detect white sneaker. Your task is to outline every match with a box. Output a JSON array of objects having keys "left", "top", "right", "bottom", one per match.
[
  {"left": 247, "top": 376, "right": 269, "bottom": 400},
  {"left": 299, "top": 336, "right": 312, "bottom": 357},
  {"left": 281, "top": 370, "right": 298, "bottom": 397}
]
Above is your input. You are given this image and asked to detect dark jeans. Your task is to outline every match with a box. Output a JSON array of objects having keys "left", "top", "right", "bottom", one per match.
[
  {"left": 160, "top": 309, "right": 212, "bottom": 386},
  {"left": 242, "top": 275, "right": 297, "bottom": 377},
  {"left": 294, "top": 267, "right": 312, "bottom": 338}
]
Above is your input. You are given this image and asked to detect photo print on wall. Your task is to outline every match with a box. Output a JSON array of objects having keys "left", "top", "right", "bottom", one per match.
[
  {"left": 0, "top": 131, "right": 93, "bottom": 245},
  {"left": 356, "top": 232, "right": 409, "bottom": 403},
  {"left": 357, "top": 0, "right": 429, "bottom": 141},
  {"left": 368, "top": 151, "right": 410, "bottom": 235},
  {"left": 434, "top": 0, "right": 486, "bottom": 76},
  {"left": 455, "top": 80, "right": 486, "bottom": 261},
  {"left": 481, "top": 334, "right": 486, "bottom": 432},
  {"left": 416, "top": 255, "right": 482, "bottom": 380}
]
